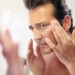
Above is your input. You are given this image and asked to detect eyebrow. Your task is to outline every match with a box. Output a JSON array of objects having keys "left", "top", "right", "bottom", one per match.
[
  {"left": 28, "top": 22, "right": 50, "bottom": 30},
  {"left": 29, "top": 22, "right": 50, "bottom": 27}
]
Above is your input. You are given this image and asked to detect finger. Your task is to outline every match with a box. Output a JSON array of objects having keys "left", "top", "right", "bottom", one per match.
[
  {"left": 36, "top": 46, "right": 42, "bottom": 58},
  {"left": 27, "top": 39, "right": 35, "bottom": 60},
  {"left": 45, "top": 37, "right": 58, "bottom": 52},
  {"left": 0, "top": 32, "right": 11, "bottom": 49},
  {"left": 51, "top": 23, "right": 62, "bottom": 44},
  {"left": 28, "top": 39, "right": 33, "bottom": 54},
  {"left": 14, "top": 43, "right": 19, "bottom": 52},
  {"left": 0, "top": 32, "right": 7, "bottom": 47},
  {"left": 5, "top": 29, "right": 11, "bottom": 39}
]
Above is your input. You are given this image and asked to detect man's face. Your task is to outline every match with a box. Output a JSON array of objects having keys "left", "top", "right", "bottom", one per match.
[{"left": 29, "top": 3, "right": 57, "bottom": 54}]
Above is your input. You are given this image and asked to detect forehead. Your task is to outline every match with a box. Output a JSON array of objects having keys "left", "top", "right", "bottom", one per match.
[{"left": 29, "top": 3, "right": 55, "bottom": 25}]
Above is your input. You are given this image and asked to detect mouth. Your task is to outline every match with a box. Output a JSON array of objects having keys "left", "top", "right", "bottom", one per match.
[
  {"left": 39, "top": 43, "right": 48, "bottom": 48},
  {"left": 35, "top": 39, "right": 48, "bottom": 48}
]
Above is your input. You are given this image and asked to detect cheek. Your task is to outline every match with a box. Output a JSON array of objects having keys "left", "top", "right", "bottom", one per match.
[{"left": 43, "top": 29, "right": 57, "bottom": 45}]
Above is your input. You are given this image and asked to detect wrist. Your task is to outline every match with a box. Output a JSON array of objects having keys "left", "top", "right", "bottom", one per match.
[
  {"left": 33, "top": 69, "right": 45, "bottom": 75},
  {"left": 66, "top": 61, "right": 75, "bottom": 75},
  {"left": 7, "top": 56, "right": 20, "bottom": 65},
  {"left": 33, "top": 72, "right": 44, "bottom": 75}
]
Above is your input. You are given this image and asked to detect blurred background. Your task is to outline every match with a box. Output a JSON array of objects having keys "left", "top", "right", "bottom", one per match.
[{"left": 0, "top": 0, "right": 75, "bottom": 75}]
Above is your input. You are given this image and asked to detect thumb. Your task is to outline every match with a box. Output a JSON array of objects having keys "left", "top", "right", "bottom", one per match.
[{"left": 36, "top": 46, "right": 42, "bottom": 58}]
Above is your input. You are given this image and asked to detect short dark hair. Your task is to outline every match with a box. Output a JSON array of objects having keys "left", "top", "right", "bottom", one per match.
[{"left": 23, "top": 0, "right": 73, "bottom": 33}]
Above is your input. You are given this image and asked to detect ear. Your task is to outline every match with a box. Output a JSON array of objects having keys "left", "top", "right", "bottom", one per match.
[{"left": 62, "top": 15, "right": 71, "bottom": 32}]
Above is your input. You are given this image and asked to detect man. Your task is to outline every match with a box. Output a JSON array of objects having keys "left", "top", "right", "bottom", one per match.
[
  {"left": 0, "top": 0, "right": 75, "bottom": 75},
  {"left": 23, "top": 0, "right": 75, "bottom": 75}
]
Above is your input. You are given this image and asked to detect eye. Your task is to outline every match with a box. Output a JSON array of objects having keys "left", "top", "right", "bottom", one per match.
[
  {"left": 40, "top": 24, "right": 47, "bottom": 29},
  {"left": 29, "top": 26, "right": 34, "bottom": 31}
]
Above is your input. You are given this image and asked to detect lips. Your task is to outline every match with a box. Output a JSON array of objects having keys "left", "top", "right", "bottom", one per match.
[
  {"left": 35, "top": 38, "right": 48, "bottom": 48},
  {"left": 39, "top": 43, "right": 47, "bottom": 48},
  {"left": 39, "top": 42, "right": 47, "bottom": 45}
]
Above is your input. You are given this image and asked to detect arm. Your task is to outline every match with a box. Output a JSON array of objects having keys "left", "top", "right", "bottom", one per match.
[
  {"left": 0, "top": 30, "right": 25, "bottom": 75},
  {"left": 6, "top": 58, "right": 25, "bottom": 75}
]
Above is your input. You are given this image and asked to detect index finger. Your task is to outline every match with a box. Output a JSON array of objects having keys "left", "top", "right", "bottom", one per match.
[
  {"left": 45, "top": 37, "right": 58, "bottom": 52},
  {"left": 0, "top": 31, "right": 12, "bottom": 49}
]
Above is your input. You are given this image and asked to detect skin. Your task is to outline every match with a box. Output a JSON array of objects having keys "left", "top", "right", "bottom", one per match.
[
  {"left": 28, "top": 3, "right": 72, "bottom": 75},
  {"left": 72, "top": 28, "right": 75, "bottom": 41}
]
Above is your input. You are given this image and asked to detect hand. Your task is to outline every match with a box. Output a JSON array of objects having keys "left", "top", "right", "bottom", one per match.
[
  {"left": 0, "top": 30, "right": 19, "bottom": 62},
  {"left": 27, "top": 39, "right": 45, "bottom": 75},
  {"left": 45, "top": 19, "right": 75, "bottom": 67},
  {"left": 72, "top": 28, "right": 75, "bottom": 41},
  {"left": 0, "top": 30, "right": 25, "bottom": 75}
]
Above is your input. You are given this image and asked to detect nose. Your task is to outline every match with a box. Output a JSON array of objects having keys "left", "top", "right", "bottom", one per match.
[{"left": 33, "top": 29, "right": 42, "bottom": 41}]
